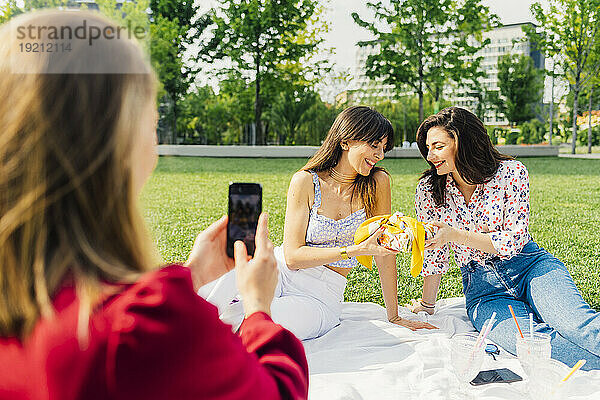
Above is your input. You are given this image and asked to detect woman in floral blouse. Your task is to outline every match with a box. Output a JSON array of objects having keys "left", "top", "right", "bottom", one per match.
[{"left": 408, "top": 106, "right": 600, "bottom": 370}]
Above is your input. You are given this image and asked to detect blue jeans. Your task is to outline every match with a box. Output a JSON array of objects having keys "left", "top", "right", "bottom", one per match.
[{"left": 462, "top": 241, "right": 600, "bottom": 371}]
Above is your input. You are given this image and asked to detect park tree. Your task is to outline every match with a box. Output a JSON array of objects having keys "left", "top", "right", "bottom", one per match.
[
  {"left": 525, "top": 0, "right": 600, "bottom": 154},
  {"left": 352, "top": 0, "right": 497, "bottom": 122},
  {"left": 268, "top": 86, "right": 317, "bottom": 145},
  {"left": 494, "top": 54, "right": 544, "bottom": 126},
  {"left": 149, "top": 0, "right": 211, "bottom": 143},
  {"left": 201, "top": 0, "right": 325, "bottom": 145}
]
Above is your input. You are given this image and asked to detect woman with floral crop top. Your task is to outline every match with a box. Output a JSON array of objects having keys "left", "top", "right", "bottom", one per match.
[
  {"left": 275, "top": 106, "right": 436, "bottom": 339},
  {"left": 407, "top": 106, "right": 600, "bottom": 370}
]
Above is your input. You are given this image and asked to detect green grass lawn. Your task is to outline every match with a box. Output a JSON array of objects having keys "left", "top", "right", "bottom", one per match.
[{"left": 141, "top": 156, "right": 600, "bottom": 309}]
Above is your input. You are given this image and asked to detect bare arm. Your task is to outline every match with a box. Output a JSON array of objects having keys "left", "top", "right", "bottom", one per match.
[
  {"left": 371, "top": 172, "right": 398, "bottom": 320},
  {"left": 425, "top": 223, "right": 497, "bottom": 254},
  {"left": 373, "top": 172, "right": 437, "bottom": 330}
]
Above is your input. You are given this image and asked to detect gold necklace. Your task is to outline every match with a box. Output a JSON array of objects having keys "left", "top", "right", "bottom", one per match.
[{"left": 329, "top": 167, "right": 356, "bottom": 185}]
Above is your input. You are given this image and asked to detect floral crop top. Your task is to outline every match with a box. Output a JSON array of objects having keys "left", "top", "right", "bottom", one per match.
[{"left": 304, "top": 171, "right": 366, "bottom": 269}]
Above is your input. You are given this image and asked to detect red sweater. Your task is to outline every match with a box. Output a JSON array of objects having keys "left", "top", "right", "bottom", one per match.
[{"left": 0, "top": 265, "right": 308, "bottom": 400}]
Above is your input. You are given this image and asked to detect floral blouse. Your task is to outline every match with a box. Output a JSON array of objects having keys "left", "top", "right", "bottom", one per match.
[{"left": 415, "top": 160, "right": 532, "bottom": 276}]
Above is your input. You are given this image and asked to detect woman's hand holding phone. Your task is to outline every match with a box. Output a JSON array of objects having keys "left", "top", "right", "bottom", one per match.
[
  {"left": 185, "top": 215, "right": 235, "bottom": 291},
  {"left": 235, "top": 212, "right": 278, "bottom": 317}
]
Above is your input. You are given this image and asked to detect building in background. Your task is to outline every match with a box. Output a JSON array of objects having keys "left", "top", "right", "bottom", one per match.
[
  {"left": 351, "top": 43, "right": 398, "bottom": 104},
  {"left": 455, "top": 22, "right": 544, "bottom": 125},
  {"left": 349, "top": 22, "right": 545, "bottom": 126}
]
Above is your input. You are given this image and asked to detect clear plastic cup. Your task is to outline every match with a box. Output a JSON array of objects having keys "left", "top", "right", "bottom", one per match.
[
  {"left": 515, "top": 332, "right": 551, "bottom": 378},
  {"left": 450, "top": 333, "right": 486, "bottom": 398},
  {"left": 527, "top": 358, "right": 573, "bottom": 400}
]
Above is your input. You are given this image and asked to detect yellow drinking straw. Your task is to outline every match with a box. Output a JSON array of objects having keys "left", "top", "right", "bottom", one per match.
[{"left": 561, "top": 359, "right": 586, "bottom": 383}]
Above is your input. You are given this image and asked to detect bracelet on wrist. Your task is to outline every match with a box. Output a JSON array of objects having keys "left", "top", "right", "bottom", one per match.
[
  {"left": 420, "top": 300, "right": 435, "bottom": 309},
  {"left": 340, "top": 246, "right": 349, "bottom": 260},
  {"left": 388, "top": 315, "right": 402, "bottom": 323}
]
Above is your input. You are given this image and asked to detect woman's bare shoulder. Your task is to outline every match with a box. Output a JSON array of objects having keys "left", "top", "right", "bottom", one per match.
[{"left": 373, "top": 169, "right": 391, "bottom": 189}]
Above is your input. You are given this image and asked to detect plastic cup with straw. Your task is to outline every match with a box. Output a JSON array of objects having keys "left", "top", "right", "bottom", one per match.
[{"left": 547, "top": 359, "right": 586, "bottom": 397}]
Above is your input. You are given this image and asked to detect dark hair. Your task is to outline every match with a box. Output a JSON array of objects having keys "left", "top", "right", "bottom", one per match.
[
  {"left": 303, "top": 106, "right": 394, "bottom": 217},
  {"left": 416, "top": 107, "right": 512, "bottom": 207}
]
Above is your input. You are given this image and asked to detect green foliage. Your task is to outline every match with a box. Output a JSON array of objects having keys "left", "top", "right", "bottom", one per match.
[
  {"left": 202, "top": 0, "right": 327, "bottom": 144},
  {"left": 374, "top": 95, "right": 452, "bottom": 144},
  {"left": 0, "top": 1, "right": 17, "bottom": 24},
  {"left": 141, "top": 157, "right": 600, "bottom": 310},
  {"left": 296, "top": 99, "right": 343, "bottom": 146},
  {"left": 495, "top": 54, "right": 544, "bottom": 125},
  {"left": 526, "top": 0, "right": 600, "bottom": 153},
  {"left": 149, "top": 0, "right": 211, "bottom": 143},
  {"left": 352, "top": 0, "right": 498, "bottom": 122},
  {"left": 149, "top": 15, "right": 182, "bottom": 100},
  {"left": 521, "top": 119, "right": 547, "bottom": 144},
  {"left": 505, "top": 129, "right": 520, "bottom": 145},
  {"left": 176, "top": 78, "right": 255, "bottom": 145},
  {"left": 577, "top": 126, "right": 600, "bottom": 146},
  {"left": 486, "top": 126, "right": 498, "bottom": 145},
  {"left": 268, "top": 87, "right": 318, "bottom": 145}
]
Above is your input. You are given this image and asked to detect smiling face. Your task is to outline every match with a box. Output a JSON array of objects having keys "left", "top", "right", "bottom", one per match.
[
  {"left": 343, "top": 136, "right": 388, "bottom": 176},
  {"left": 425, "top": 126, "right": 457, "bottom": 176}
]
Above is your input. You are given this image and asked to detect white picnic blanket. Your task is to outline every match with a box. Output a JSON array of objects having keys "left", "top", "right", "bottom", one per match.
[{"left": 303, "top": 298, "right": 600, "bottom": 400}]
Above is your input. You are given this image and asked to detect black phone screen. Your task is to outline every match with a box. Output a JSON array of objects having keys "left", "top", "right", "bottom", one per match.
[
  {"left": 227, "top": 183, "right": 261, "bottom": 257},
  {"left": 470, "top": 368, "right": 522, "bottom": 386}
]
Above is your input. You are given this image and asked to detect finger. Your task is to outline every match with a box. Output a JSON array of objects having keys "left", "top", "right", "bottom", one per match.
[
  {"left": 254, "top": 212, "right": 269, "bottom": 249},
  {"left": 233, "top": 240, "right": 248, "bottom": 269},
  {"left": 429, "top": 221, "right": 444, "bottom": 228},
  {"left": 201, "top": 215, "right": 228, "bottom": 239},
  {"left": 374, "top": 226, "right": 386, "bottom": 239}
]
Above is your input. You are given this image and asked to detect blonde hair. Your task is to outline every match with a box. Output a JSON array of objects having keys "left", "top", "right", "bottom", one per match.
[
  {"left": 0, "top": 10, "right": 158, "bottom": 339},
  {"left": 302, "top": 106, "right": 394, "bottom": 217}
]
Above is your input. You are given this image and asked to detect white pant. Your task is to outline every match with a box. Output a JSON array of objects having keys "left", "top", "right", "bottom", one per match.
[
  {"left": 199, "top": 246, "right": 347, "bottom": 340},
  {"left": 270, "top": 246, "right": 347, "bottom": 340}
]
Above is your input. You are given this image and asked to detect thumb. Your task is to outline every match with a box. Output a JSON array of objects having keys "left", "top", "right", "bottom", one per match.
[
  {"left": 429, "top": 220, "right": 444, "bottom": 228},
  {"left": 233, "top": 240, "right": 248, "bottom": 269},
  {"left": 373, "top": 225, "right": 386, "bottom": 239},
  {"left": 202, "top": 215, "right": 228, "bottom": 239}
]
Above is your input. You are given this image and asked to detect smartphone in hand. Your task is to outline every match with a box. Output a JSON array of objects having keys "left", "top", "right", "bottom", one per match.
[{"left": 227, "top": 182, "right": 262, "bottom": 258}]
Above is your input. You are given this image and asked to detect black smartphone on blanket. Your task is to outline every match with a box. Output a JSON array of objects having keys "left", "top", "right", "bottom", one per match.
[
  {"left": 470, "top": 368, "right": 522, "bottom": 386},
  {"left": 227, "top": 183, "right": 262, "bottom": 258}
]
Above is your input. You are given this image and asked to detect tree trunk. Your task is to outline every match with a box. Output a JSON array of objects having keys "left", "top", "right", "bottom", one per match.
[
  {"left": 255, "top": 79, "right": 262, "bottom": 146},
  {"left": 588, "top": 86, "right": 593, "bottom": 154},
  {"left": 254, "top": 50, "right": 262, "bottom": 146},
  {"left": 549, "top": 62, "right": 554, "bottom": 145},
  {"left": 571, "top": 84, "right": 579, "bottom": 155},
  {"left": 172, "top": 96, "right": 178, "bottom": 145}
]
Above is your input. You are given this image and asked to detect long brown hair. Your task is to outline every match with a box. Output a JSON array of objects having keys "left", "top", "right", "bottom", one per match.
[
  {"left": 303, "top": 106, "right": 394, "bottom": 217},
  {"left": 0, "top": 10, "right": 157, "bottom": 339},
  {"left": 416, "top": 107, "right": 512, "bottom": 207}
]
